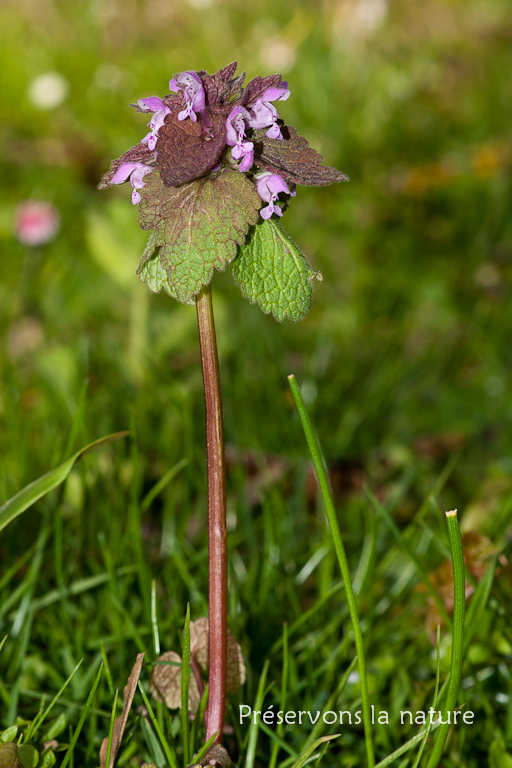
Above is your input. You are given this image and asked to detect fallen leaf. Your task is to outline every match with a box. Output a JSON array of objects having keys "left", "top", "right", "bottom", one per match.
[
  {"left": 190, "top": 618, "right": 246, "bottom": 693},
  {"left": 0, "top": 744, "right": 19, "bottom": 768},
  {"left": 418, "top": 532, "right": 501, "bottom": 641},
  {"left": 100, "top": 652, "right": 145, "bottom": 768},
  {"left": 150, "top": 651, "right": 201, "bottom": 712},
  {"left": 190, "top": 744, "right": 231, "bottom": 768}
]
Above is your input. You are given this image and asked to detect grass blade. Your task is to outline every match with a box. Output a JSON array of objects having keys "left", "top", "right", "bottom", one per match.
[
  {"left": 290, "top": 735, "right": 341, "bottom": 768},
  {"left": 288, "top": 374, "right": 374, "bottom": 768},
  {"left": 190, "top": 684, "right": 209, "bottom": 758},
  {"left": 258, "top": 720, "right": 299, "bottom": 758},
  {"left": 303, "top": 656, "right": 358, "bottom": 751},
  {"left": 137, "top": 681, "right": 178, "bottom": 768},
  {"left": 25, "top": 659, "right": 84, "bottom": 742},
  {"left": 151, "top": 579, "right": 161, "bottom": 657},
  {"left": 190, "top": 731, "right": 218, "bottom": 765},
  {"left": 269, "top": 623, "right": 289, "bottom": 768},
  {"left": 464, "top": 554, "right": 497, "bottom": 652},
  {"left": 365, "top": 486, "right": 452, "bottom": 629},
  {"left": 105, "top": 687, "right": 120, "bottom": 768},
  {"left": 141, "top": 458, "right": 189, "bottom": 512},
  {"left": 374, "top": 720, "right": 443, "bottom": 767},
  {"left": 181, "top": 604, "right": 191, "bottom": 768},
  {"left": 0, "top": 432, "right": 129, "bottom": 534},
  {"left": 60, "top": 662, "right": 103, "bottom": 768},
  {"left": 425, "top": 510, "right": 465, "bottom": 768},
  {"left": 411, "top": 627, "right": 441, "bottom": 768},
  {"left": 244, "top": 660, "right": 269, "bottom": 768}
]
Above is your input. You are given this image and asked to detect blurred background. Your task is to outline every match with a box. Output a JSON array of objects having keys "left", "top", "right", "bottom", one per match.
[
  {"left": 2, "top": 0, "right": 512, "bottom": 501},
  {"left": 1, "top": 0, "right": 512, "bottom": 763}
]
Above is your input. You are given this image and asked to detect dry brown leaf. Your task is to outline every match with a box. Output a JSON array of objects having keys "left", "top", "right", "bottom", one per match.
[
  {"left": 99, "top": 652, "right": 145, "bottom": 768},
  {"left": 418, "top": 531, "right": 501, "bottom": 641},
  {"left": 190, "top": 618, "right": 246, "bottom": 693},
  {"left": 0, "top": 743, "right": 19, "bottom": 768},
  {"left": 412, "top": 431, "right": 467, "bottom": 461},
  {"left": 190, "top": 744, "right": 231, "bottom": 768},
  {"left": 151, "top": 619, "right": 246, "bottom": 714},
  {"left": 150, "top": 650, "right": 201, "bottom": 712}
]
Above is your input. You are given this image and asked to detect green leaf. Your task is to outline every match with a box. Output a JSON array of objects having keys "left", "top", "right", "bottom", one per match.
[
  {"left": 490, "top": 740, "right": 512, "bottom": 768},
  {"left": 137, "top": 170, "right": 260, "bottom": 304},
  {"left": 39, "top": 751, "right": 55, "bottom": 768},
  {"left": 17, "top": 746, "right": 38, "bottom": 768},
  {"left": 42, "top": 714, "right": 67, "bottom": 741},
  {"left": 0, "top": 729, "right": 17, "bottom": 744},
  {"left": 0, "top": 432, "right": 129, "bottom": 534},
  {"left": 232, "top": 219, "right": 319, "bottom": 322},
  {"left": 136, "top": 232, "right": 191, "bottom": 304}
]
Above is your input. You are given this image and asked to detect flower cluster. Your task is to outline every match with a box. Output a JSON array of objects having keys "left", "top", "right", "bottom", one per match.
[{"left": 99, "top": 62, "right": 347, "bottom": 219}]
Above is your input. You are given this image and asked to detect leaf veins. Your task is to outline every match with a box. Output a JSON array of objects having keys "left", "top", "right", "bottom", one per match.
[
  {"left": 137, "top": 170, "right": 260, "bottom": 303},
  {"left": 156, "top": 104, "right": 227, "bottom": 187},
  {"left": 253, "top": 125, "right": 349, "bottom": 186}
]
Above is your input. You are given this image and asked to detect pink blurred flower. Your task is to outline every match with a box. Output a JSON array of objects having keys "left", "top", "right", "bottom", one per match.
[{"left": 15, "top": 201, "right": 60, "bottom": 246}]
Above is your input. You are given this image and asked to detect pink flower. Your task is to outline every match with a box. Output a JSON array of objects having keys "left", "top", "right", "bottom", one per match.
[
  {"left": 138, "top": 97, "right": 172, "bottom": 150},
  {"left": 254, "top": 172, "right": 294, "bottom": 219},
  {"left": 225, "top": 107, "right": 254, "bottom": 172},
  {"left": 248, "top": 83, "right": 290, "bottom": 140},
  {"left": 111, "top": 162, "right": 153, "bottom": 204},
  {"left": 169, "top": 71, "right": 207, "bottom": 123},
  {"left": 15, "top": 201, "right": 60, "bottom": 246}
]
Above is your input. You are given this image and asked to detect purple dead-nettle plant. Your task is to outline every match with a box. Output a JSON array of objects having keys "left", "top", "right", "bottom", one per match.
[{"left": 99, "top": 62, "right": 347, "bottom": 753}]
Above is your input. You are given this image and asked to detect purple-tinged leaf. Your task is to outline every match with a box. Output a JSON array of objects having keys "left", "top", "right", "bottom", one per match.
[
  {"left": 156, "top": 106, "right": 227, "bottom": 187},
  {"left": 201, "top": 62, "right": 244, "bottom": 109},
  {"left": 137, "top": 170, "right": 260, "bottom": 303},
  {"left": 98, "top": 143, "right": 156, "bottom": 190},
  {"left": 242, "top": 74, "right": 285, "bottom": 108},
  {"left": 253, "top": 125, "right": 349, "bottom": 186}
]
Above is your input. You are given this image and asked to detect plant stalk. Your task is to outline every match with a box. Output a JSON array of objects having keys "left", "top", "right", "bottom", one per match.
[{"left": 196, "top": 284, "right": 228, "bottom": 744}]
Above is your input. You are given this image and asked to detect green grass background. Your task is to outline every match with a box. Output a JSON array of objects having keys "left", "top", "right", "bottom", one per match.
[{"left": 1, "top": 0, "right": 512, "bottom": 766}]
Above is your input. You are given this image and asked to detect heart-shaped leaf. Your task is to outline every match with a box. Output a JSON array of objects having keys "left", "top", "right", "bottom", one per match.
[
  {"left": 233, "top": 219, "right": 320, "bottom": 322},
  {"left": 137, "top": 170, "right": 260, "bottom": 304}
]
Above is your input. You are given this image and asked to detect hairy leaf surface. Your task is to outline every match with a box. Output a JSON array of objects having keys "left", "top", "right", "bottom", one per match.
[
  {"left": 136, "top": 232, "right": 187, "bottom": 302},
  {"left": 242, "top": 74, "right": 285, "bottom": 108},
  {"left": 138, "top": 170, "right": 260, "bottom": 303},
  {"left": 233, "top": 219, "right": 318, "bottom": 322},
  {"left": 98, "top": 143, "right": 156, "bottom": 189},
  {"left": 253, "top": 125, "right": 349, "bottom": 186},
  {"left": 201, "top": 61, "right": 243, "bottom": 109},
  {"left": 156, "top": 107, "right": 227, "bottom": 187}
]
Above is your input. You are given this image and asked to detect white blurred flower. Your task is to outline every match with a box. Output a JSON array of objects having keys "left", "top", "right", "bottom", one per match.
[
  {"left": 260, "top": 38, "right": 297, "bottom": 71},
  {"left": 8, "top": 317, "right": 44, "bottom": 360},
  {"left": 15, "top": 201, "right": 60, "bottom": 246},
  {"left": 333, "top": 0, "right": 388, "bottom": 42},
  {"left": 93, "top": 63, "right": 125, "bottom": 90},
  {"left": 184, "top": 0, "right": 214, "bottom": 8},
  {"left": 28, "top": 72, "right": 69, "bottom": 110}
]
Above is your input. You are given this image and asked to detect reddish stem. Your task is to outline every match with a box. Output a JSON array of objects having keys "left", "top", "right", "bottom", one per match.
[{"left": 196, "top": 284, "right": 227, "bottom": 743}]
